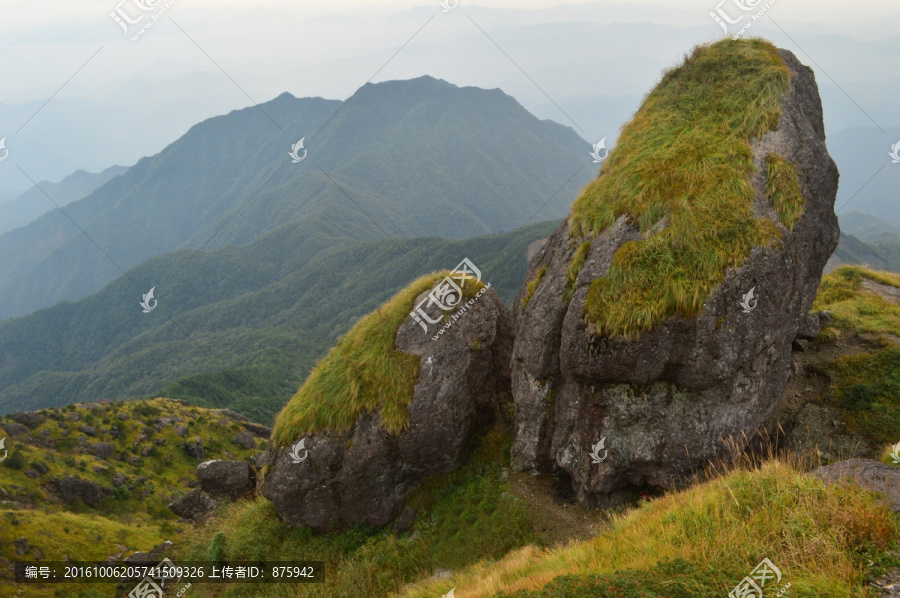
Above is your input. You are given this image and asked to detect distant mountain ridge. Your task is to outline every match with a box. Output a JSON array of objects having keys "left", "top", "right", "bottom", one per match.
[
  {"left": 0, "top": 165, "right": 127, "bottom": 235},
  {"left": 829, "top": 211, "right": 900, "bottom": 273},
  {"left": 0, "top": 76, "right": 594, "bottom": 321}
]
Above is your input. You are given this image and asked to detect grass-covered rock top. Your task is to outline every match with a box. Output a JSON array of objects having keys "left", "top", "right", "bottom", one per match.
[
  {"left": 273, "top": 271, "right": 486, "bottom": 446},
  {"left": 569, "top": 39, "right": 797, "bottom": 338}
]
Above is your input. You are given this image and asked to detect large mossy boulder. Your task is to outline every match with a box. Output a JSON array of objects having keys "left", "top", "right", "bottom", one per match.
[
  {"left": 262, "top": 270, "right": 513, "bottom": 530},
  {"left": 510, "top": 40, "right": 840, "bottom": 505}
]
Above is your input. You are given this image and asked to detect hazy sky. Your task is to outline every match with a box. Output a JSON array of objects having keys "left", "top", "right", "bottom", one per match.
[
  {"left": 2, "top": 0, "right": 899, "bottom": 103},
  {"left": 0, "top": 0, "right": 898, "bottom": 203}
]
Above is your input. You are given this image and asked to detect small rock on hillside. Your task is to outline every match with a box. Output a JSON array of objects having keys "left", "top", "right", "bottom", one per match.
[
  {"left": 196, "top": 460, "right": 256, "bottom": 499},
  {"left": 57, "top": 476, "right": 114, "bottom": 507},
  {"left": 168, "top": 488, "right": 219, "bottom": 520}
]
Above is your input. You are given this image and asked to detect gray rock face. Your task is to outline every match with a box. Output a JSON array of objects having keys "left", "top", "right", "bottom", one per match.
[
  {"left": 811, "top": 459, "right": 900, "bottom": 513},
  {"left": 185, "top": 437, "right": 204, "bottom": 460},
  {"left": 196, "top": 460, "right": 256, "bottom": 499},
  {"left": 233, "top": 430, "right": 257, "bottom": 449},
  {"left": 262, "top": 284, "right": 513, "bottom": 530},
  {"left": 243, "top": 422, "right": 272, "bottom": 438},
  {"left": 90, "top": 442, "right": 114, "bottom": 459},
  {"left": 508, "top": 49, "right": 840, "bottom": 506},
  {"left": 57, "top": 476, "right": 114, "bottom": 507},
  {"left": 168, "top": 488, "right": 218, "bottom": 520}
]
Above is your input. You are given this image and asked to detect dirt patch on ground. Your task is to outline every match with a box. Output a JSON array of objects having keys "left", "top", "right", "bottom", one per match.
[
  {"left": 506, "top": 469, "right": 611, "bottom": 547},
  {"left": 863, "top": 279, "right": 900, "bottom": 304}
]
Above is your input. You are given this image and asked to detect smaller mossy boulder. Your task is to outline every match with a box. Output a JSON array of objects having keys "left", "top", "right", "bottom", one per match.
[{"left": 262, "top": 271, "right": 513, "bottom": 530}]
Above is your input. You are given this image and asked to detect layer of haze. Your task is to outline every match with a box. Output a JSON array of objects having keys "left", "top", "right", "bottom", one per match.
[{"left": 0, "top": 0, "right": 898, "bottom": 219}]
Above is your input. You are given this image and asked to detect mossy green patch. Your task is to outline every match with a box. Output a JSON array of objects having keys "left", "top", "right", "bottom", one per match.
[
  {"left": 522, "top": 265, "right": 548, "bottom": 308},
  {"left": 813, "top": 266, "right": 900, "bottom": 337},
  {"left": 272, "top": 271, "right": 485, "bottom": 446},
  {"left": 569, "top": 39, "right": 791, "bottom": 338},
  {"left": 765, "top": 154, "right": 804, "bottom": 230},
  {"left": 563, "top": 241, "right": 592, "bottom": 303},
  {"left": 812, "top": 266, "right": 900, "bottom": 449},
  {"left": 829, "top": 347, "right": 900, "bottom": 443}
]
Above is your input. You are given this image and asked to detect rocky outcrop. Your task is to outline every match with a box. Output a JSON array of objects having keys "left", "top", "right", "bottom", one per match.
[
  {"left": 233, "top": 430, "right": 257, "bottom": 449},
  {"left": 243, "top": 422, "right": 272, "bottom": 438},
  {"left": 168, "top": 488, "right": 218, "bottom": 520},
  {"left": 509, "top": 48, "right": 840, "bottom": 506},
  {"left": 57, "top": 476, "right": 114, "bottom": 507},
  {"left": 262, "top": 283, "right": 513, "bottom": 530},
  {"left": 1, "top": 422, "right": 29, "bottom": 438},
  {"left": 11, "top": 411, "right": 45, "bottom": 428},
  {"left": 196, "top": 460, "right": 256, "bottom": 499},
  {"left": 89, "top": 442, "right": 114, "bottom": 459},
  {"left": 185, "top": 437, "right": 204, "bottom": 460},
  {"left": 811, "top": 459, "right": 900, "bottom": 513}
]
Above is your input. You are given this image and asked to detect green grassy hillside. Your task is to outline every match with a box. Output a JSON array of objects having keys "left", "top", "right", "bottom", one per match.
[
  {"left": 0, "top": 398, "right": 264, "bottom": 597},
  {"left": 0, "top": 221, "right": 557, "bottom": 423}
]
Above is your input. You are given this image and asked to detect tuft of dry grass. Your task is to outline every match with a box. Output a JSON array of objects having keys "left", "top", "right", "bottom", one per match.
[
  {"left": 765, "top": 154, "right": 804, "bottom": 230},
  {"left": 397, "top": 458, "right": 897, "bottom": 597},
  {"left": 522, "top": 265, "right": 548, "bottom": 308}
]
